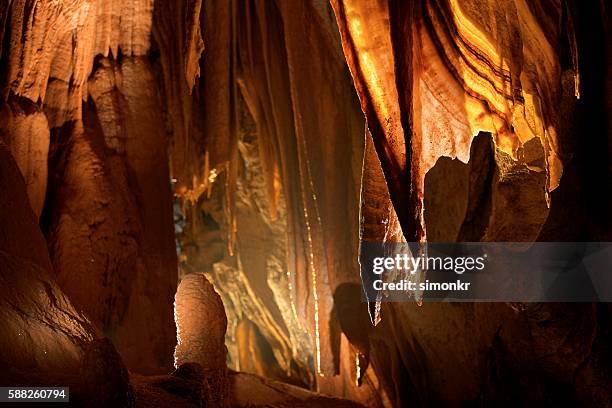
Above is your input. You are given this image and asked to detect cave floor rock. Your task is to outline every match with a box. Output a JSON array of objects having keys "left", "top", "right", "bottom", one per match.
[{"left": 131, "top": 370, "right": 365, "bottom": 408}]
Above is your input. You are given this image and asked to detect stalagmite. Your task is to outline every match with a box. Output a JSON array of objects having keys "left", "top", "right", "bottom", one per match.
[
  {"left": 174, "top": 273, "right": 229, "bottom": 406},
  {"left": 174, "top": 273, "right": 228, "bottom": 370}
]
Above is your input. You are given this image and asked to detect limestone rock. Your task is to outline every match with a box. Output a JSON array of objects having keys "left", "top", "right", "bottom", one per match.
[
  {"left": 0, "top": 140, "right": 93, "bottom": 384},
  {"left": 174, "top": 273, "right": 229, "bottom": 406},
  {"left": 229, "top": 371, "right": 366, "bottom": 408},
  {"left": 174, "top": 273, "right": 228, "bottom": 370},
  {"left": 77, "top": 338, "right": 134, "bottom": 407}
]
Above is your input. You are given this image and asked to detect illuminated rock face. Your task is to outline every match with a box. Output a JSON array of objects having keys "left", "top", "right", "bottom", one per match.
[
  {"left": 0, "top": 0, "right": 609, "bottom": 407},
  {"left": 175, "top": 0, "right": 367, "bottom": 395},
  {"left": 174, "top": 273, "right": 229, "bottom": 407},
  {"left": 0, "top": 109, "right": 49, "bottom": 218},
  {"left": 1, "top": 0, "right": 177, "bottom": 374},
  {"left": 330, "top": 0, "right": 573, "bottom": 243},
  {"left": 174, "top": 273, "right": 227, "bottom": 371},
  {"left": 328, "top": 1, "right": 609, "bottom": 406},
  {"left": 181, "top": 1, "right": 607, "bottom": 406},
  {"left": 44, "top": 55, "right": 177, "bottom": 374}
]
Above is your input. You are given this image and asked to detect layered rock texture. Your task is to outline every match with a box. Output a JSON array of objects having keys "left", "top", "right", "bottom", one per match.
[
  {"left": 0, "top": 0, "right": 609, "bottom": 407},
  {"left": 1, "top": 0, "right": 177, "bottom": 375}
]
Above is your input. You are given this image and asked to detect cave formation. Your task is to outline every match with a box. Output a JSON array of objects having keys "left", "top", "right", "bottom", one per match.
[{"left": 0, "top": 0, "right": 610, "bottom": 407}]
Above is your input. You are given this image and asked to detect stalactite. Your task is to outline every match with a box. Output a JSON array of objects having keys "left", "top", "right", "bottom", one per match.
[
  {"left": 152, "top": 0, "right": 204, "bottom": 191},
  {"left": 332, "top": 0, "right": 572, "bottom": 246},
  {"left": 1, "top": 0, "right": 178, "bottom": 375},
  {"left": 1, "top": 0, "right": 608, "bottom": 406}
]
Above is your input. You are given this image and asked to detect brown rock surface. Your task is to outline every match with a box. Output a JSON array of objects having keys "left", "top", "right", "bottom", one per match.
[
  {"left": 174, "top": 273, "right": 229, "bottom": 406},
  {"left": 0, "top": 0, "right": 609, "bottom": 407},
  {"left": 174, "top": 273, "right": 227, "bottom": 371},
  {"left": 1, "top": 0, "right": 178, "bottom": 374},
  {"left": 229, "top": 371, "right": 366, "bottom": 408},
  {"left": 0, "top": 140, "right": 93, "bottom": 383}
]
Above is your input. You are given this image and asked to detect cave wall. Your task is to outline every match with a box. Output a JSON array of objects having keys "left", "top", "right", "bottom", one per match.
[
  {"left": 329, "top": 0, "right": 610, "bottom": 406},
  {"left": 0, "top": 139, "right": 93, "bottom": 383},
  {"left": 0, "top": 0, "right": 609, "bottom": 407},
  {"left": 175, "top": 0, "right": 373, "bottom": 399},
  {"left": 0, "top": 0, "right": 177, "bottom": 374},
  {"left": 174, "top": 0, "right": 609, "bottom": 405}
]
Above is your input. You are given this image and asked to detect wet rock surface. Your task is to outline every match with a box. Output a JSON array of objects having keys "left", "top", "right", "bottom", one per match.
[{"left": 0, "top": 1, "right": 609, "bottom": 407}]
